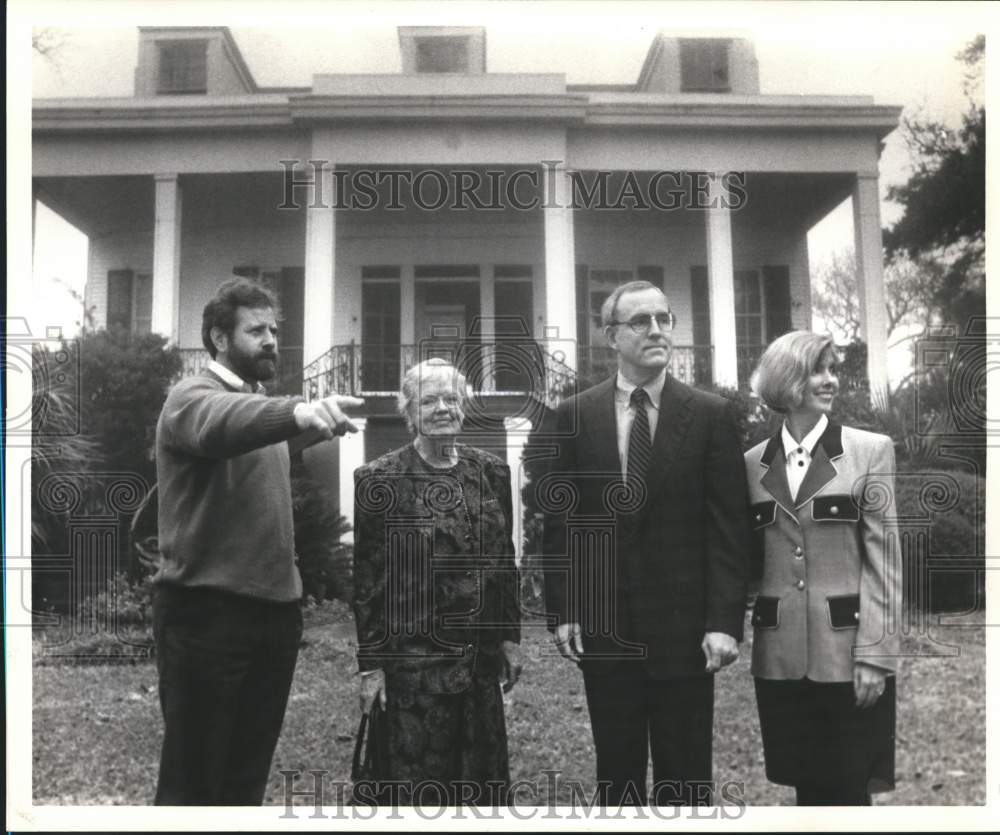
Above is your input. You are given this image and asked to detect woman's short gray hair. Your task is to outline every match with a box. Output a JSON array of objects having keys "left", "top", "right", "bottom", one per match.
[
  {"left": 397, "top": 358, "right": 471, "bottom": 434},
  {"left": 750, "top": 331, "right": 837, "bottom": 413}
]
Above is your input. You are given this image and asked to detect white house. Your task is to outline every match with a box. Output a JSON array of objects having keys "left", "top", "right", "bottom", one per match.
[{"left": 32, "top": 26, "right": 900, "bottom": 536}]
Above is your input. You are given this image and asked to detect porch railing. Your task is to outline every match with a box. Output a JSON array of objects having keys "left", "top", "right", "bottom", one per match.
[
  {"left": 576, "top": 345, "right": 714, "bottom": 389},
  {"left": 178, "top": 348, "right": 212, "bottom": 378},
  {"left": 182, "top": 342, "right": 743, "bottom": 409}
]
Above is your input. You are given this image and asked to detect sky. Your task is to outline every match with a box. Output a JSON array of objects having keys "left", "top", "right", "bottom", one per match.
[{"left": 20, "top": 0, "right": 991, "bottom": 352}]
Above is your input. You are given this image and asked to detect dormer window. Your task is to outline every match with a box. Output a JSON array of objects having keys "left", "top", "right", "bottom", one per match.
[
  {"left": 679, "top": 39, "right": 730, "bottom": 92},
  {"left": 158, "top": 40, "right": 208, "bottom": 94},
  {"left": 415, "top": 36, "right": 469, "bottom": 73}
]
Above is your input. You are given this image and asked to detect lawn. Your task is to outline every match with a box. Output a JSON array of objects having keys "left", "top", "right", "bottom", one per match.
[{"left": 32, "top": 604, "right": 985, "bottom": 807}]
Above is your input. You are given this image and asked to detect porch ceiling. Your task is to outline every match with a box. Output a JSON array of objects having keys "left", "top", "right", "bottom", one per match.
[
  {"left": 34, "top": 176, "right": 153, "bottom": 238},
  {"left": 738, "top": 172, "right": 855, "bottom": 233},
  {"left": 34, "top": 171, "right": 294, "bottom": 238}
]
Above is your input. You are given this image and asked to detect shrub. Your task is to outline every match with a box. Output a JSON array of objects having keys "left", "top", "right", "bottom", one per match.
[
  {"left": 33, "top": 572, "right": 155, "bottom": 665},
  {"left": 894, "top": 466, "right": 984, "bottom": 613},
  {"left": 32, "top": 331, "right": 181, "bottom": 611},
  {"left": 291, "top": 467, "right": 353, "bottom": 603}
]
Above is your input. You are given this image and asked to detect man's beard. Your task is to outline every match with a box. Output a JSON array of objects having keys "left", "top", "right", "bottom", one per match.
[{"left": 230, "top": 348, "right": 278, "bottom": 383}]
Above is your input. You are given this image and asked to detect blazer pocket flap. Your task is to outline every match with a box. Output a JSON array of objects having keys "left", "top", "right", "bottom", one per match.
[
  {"left": 812, "top": 494, "right": 860, "bottom": 522},
  {"left": 751, "top": 595, "right": 780, "bottom": 629},
  {"left": 750, "top": 500, "right": 777, "bottom": 530},
  {"left": 827, "top": 594, "right": 861, "bottom": 629}
]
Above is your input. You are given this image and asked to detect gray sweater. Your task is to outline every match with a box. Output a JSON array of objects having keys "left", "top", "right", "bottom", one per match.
[{"left": 154, "top": 370, "right": 303, "bottom": 601}]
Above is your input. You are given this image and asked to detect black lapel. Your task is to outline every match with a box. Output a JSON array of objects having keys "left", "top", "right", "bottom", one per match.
[
  {"left": 580, "top": 377, "right": 621, "bottom": 477},
  {"left": 758, "top": 429, "right": 797, "bottom": 519},
  {"left": 794, "top": 421, "right": 843, "bottom": 508}
]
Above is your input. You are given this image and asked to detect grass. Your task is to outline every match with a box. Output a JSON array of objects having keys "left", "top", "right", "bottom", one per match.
[{"left": 32, "top": 604, "right": 985, "bottom": 806}]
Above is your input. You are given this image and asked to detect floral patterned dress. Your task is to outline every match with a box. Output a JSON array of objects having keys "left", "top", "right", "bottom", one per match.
[{"left": 352, "top": 443, "right": 520, "bottom": 803}]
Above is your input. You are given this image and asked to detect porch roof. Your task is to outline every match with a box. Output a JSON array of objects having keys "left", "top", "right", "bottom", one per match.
[{"left": 32, "top": 90, "right": 900, "bottom": 138}]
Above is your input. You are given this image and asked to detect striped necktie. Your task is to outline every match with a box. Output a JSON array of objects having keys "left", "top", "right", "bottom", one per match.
[{"left": 627, "top": 387, "right": 652, "bottom": 488}]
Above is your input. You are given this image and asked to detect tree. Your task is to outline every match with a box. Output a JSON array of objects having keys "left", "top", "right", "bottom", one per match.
[
  {"left": 811, "top": 247, "right": 941, "bottom": 357},
  {"left": 883, "top": 34, "right": 985, "bottom": 330},
  {"left": 32, "top": 28, "right": 67, "bottom": 65}
]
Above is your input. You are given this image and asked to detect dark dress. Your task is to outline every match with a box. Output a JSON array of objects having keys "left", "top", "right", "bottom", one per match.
[{"left": 352, "top": 443, "right": 520, "bottom": 805}]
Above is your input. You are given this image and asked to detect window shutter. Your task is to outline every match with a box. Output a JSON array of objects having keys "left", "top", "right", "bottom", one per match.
[
  {"left": 636, "top": 265, "right": 664, "bottom": 290},
  {"left": 690, "top": 266, "right": 712, "bottom": 386},
  {"left": 107, "top": 269, "right": 134, "bottom": 331},
  {"left": 133, "top": 273, "right": 153, "bottom": 334},
  {"left": 762, "top": 265, "right": 792, "bottom": 342}
]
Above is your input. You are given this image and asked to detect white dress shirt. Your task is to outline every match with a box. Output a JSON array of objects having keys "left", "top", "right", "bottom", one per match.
[
  {"left": 782, "top": 413, "right": 829, "bottom": 501},
  {"left": 614, "top": 369, "right": 666, "bottom": 479}
]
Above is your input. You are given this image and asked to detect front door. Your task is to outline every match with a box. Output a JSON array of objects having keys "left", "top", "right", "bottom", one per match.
[{"left": 414, "top": 280, "right": 481, "bottom": 368}]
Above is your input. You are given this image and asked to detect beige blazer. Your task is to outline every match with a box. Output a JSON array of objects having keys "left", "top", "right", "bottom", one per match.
[{"left": 745, "top": 422, "right": 901, "bottom": 682}]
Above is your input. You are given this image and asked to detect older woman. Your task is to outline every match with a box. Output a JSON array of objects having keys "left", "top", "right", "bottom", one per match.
[
  {"left": 351, "top": 358, "right": 522, "bottom": 806},
  {"left": 745, "top": 331, "right": 901, "bottom": 806}
]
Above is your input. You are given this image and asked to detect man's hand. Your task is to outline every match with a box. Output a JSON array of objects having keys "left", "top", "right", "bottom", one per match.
[
  {"left": 554, "top": 622, "right": 584, "bottom": 663},
  {"left": 294, "top": 394, "right": 364, "bottom": 440},
  {"left": 500, "top": 640, "right": 523, "bottom": 693},
  {"left": 359, "top": 669, "right": 386, "bottom": 713},
  {"left": 701, "top": 631, "right": 739, "bottom": 673},
  {"left": 854, "top": 662, "right": 887, "bottom": 709}
]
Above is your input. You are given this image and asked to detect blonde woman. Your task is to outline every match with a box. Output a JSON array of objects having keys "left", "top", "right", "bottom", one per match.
[{"left": 745, "top": 331, "right": 901, "bottom": 805}]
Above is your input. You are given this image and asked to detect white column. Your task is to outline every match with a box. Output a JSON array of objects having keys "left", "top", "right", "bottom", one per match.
[
  {"left": 303, "top": 169, "right": 335, "bottom": 367},
  {"left": 543, "top": 162, "right": 577, "bottom": 369},
  {"left": 480, "top": 266, "right": 496, "bottom": 392},
  {"left": 152, "top": 174, "right": 182, "bottom": 342},
  {"left": 705, "top": 172, "right": 738, "bottom": 388},
  {"left": 853, "top": 174, "right": 889, "bottom": 401},
  {"left": 400, "top": 265, "right": 416, "bottom": 377},
  {"left": 504, "top": 417, "right": 533, "bottom": 564},
  {"left": 338, "top": 417, "right": 367, "bottom": 544}
]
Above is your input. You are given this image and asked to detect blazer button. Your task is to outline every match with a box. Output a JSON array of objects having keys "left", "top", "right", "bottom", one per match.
[
  {"left": 794, "top": 546, "right": 803, "bottom": 558},
  {"left": 854, "top": 611, "right": 860, "bottom": 621},
  {"left": 830, "top": 506, "right": 839, "bottom": 516},
  {"left": 796, "top": 580, "right": 805, "bottom": 590},
  {"left": 755, "top": 514, "right": 762, "bottom": 522}
]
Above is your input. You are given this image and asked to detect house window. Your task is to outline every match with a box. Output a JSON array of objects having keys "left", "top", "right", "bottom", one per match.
[
  {"left": 735, "top": 269, "right": 765, "bottom": 384},
  {"left": 107, "top": 270, "right": 152, "bottom": 334},
  {"left": 158, "top": 40, "right": 208, "bottom": 94},
  {"left": 679, "top": 39, "right": 730, "bottom": 92},
  {"left": 415, "top": 37, "right": 469, "bottom": 73},
  {"left": 361, "top": 267, "right": 401, "bottom": 393},
  {"left": 494, "top": 267, "right": 535, "bottom": 392},
  {"left": 691, "top": 265, "right": 792, "bottom": 387}
]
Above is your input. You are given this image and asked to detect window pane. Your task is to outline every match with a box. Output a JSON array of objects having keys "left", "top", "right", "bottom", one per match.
[
  {"left": 158, "top": 40, "right": 208, "bottom": 94},
  {"left": 415, "top": 37, "right": 468, "bottom": 73}
]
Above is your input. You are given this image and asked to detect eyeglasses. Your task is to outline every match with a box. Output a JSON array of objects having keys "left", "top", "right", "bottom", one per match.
[{"left": 606, "top": 312, "right": 676, "bottom": 334}]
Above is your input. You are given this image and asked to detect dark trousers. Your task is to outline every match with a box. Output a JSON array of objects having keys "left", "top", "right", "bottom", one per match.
[
  {"left": 153, "top": 585, "right": 302, "bottom": 805},
  {"left": 582, "top": 663, "right": 714, "bottom": 806}
]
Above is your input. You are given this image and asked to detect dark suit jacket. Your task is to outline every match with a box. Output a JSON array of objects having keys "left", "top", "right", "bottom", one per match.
[{"left": 541, "top": 373, "right": 751, "bottom": 677}]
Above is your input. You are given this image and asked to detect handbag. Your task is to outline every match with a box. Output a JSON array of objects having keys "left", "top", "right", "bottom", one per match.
[{"left": 351, "top": 706, "right": 389, "bottom": 783}]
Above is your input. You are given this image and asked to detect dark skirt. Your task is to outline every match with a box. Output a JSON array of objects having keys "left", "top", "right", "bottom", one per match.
[
  {"left": 754, "top": 676, "right": 896, "bottom": 795},
  {"left": 363, "top": 672, "right": 510, "bottom": 806}
]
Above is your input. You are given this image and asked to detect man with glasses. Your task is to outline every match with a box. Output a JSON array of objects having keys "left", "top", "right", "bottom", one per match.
[{"left": 542, "top": 280, "right": 750, "bottom": 806}]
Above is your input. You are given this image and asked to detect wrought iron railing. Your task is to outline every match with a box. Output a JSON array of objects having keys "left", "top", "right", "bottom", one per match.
[
  {"left": 576, "top": 345, "right": 714, "bottom": 389},
  {"left": 178, "top": 348, "right": 211, "bottom": 378},
  {"left": 184, "top": 342, "right": 731, "bottom": 407}
]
